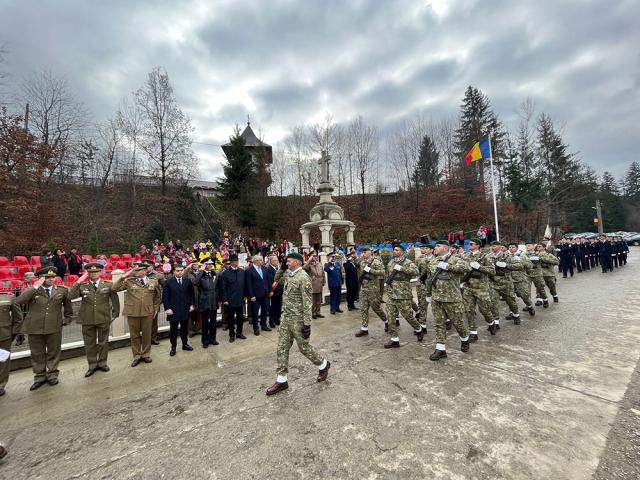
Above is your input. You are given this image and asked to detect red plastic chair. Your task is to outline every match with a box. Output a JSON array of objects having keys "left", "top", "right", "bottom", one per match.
[
  {"left": 82, "top": 255, "right": 94, "bottom": 263},
  {"left": 0, "top": 268, "right": 12, "bottom": 281},
  {"left": 66, "top": 275, "right": 79, "bottom": 286},
  {"left": 134, "top": 253, "right": 142, "bottom": 261},
  {"left": 30, "top": 256, "right": 42, "bottom": 269},
  {"left": 115, "top": 261, "right": 127, "bottom": 270},
  {"left": 54, "top": 277, "right": 63, "bottom": 285},
  {"left": 0, "top": 257, "right": 10, "bottom": 267},
  {"left": 100, "top": 273, "right": 112, "bottom": 281},
  {"left": 10, "top": 280, "right": 22, "bottom": 291},
  {"left": 122, "top": 253, "right": 133, "bottom": 262},
  {"left": 109, "top": 254, "right": 120, "bottom": 262},
  {"left": 17, "top": 265, "right": 33, "bottom": 277},
  {"left": 13, "top": 256, "right": 29, "bottom": 266}
]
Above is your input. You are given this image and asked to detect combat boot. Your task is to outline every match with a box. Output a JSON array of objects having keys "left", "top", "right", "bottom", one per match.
[
  {"left": 355, "top": 329, "right": 368, "bottom": 337},
  {"left": 469, "top": 333, "right": 479, "bottom": 343},
  {"left": 526, "top": 306, "right": 535, "bottom": 316},
  {"left": 553, "top": 296, "right": 559, "bottom": 303},
  {"left": 543, "top": 300, "right": 549, "bottom": 308},
  {"left": 317, "top": 361, "right": 331, "bottom": 382},
  {"left": 513, "top": 315, "right": 521, "bottom": 325},
  {"left": 413, "top": 325, "right": 427, "bottom": 336},
  {"left": 460, "top": 340, "right": 470, "bottom": 352},
  {"left": 429, "top": 349, "right": 447, "bottom": 361},
  {"left": 416, "top": 329, "right": 424, "bottom": 342},
  {"left": 266, "top": 381, "right": 289, "bottom": 396},
  {"left": 383, "top": 340, "right": 400, "bottom": 349},
  {"left": 535, "top": 299, "right": 543, "bottom": 306},
  {"left": 487, "top": 323, "right": 498, "bottom": 335},
  {"left": 504, "top": 313, "right": 517, "bottom": 321}
]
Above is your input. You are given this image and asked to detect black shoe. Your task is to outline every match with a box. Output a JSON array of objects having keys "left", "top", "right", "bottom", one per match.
[
  {"left": 429, "top": 350, "right": 447, "bottom": 361},
  {"left": 330, "top": 311, "right": 336, "bottom": 315},
  {"left": 211, "top": 340, "right": 219, "bottom": 346},
  {"left": 151, "top": 340, "right": 160, "bottom": 346},
  {"left": 84, "top": 368, "right": 96, "bottom": 378},
  {"left": 237, "top": 333, "right": 247, "bottom": 340},
  {"left": 383, "top": 340, "right": 400, "bottom": 349},
  {"left": 48, "top": 378, "right": 59, "bottom": 386},
  {"left": 0, "top": 387, "right": 5, "bottom": 396},
  {"left": 97, "top": 365, "right": 110, "bottom": 372},
  {"left": 254, "top": 329, "right": 260, "bottom": 336},
  {"left": 527, "top": 306, "right": 535, "bottom": 316},
  {"left": 269, "top": 321, "right": 276, "bottom": 328},
  {"left": 513, "top": 316, "right": 521, "bottom": 325},
  {"left": 535, "top": 300, "right": 543, "bottom": 306},
  {"left": 312, "top": 314, "right": 318, "bottom": 319},
  {"left": 553, "top": 296, "right": 559, "bottom": 303},
  {"left": 505, "top": 313, "right": 517, "bottom": 320},
  {"left": 131, "top": 358, "right": 141, "bottom": 367},
  {"left": 170, "top": 348, "right": 176, "bottom": 356},
  {"left": 351, "top": 306, "right": 359, "bottom": 310},
  {"left": 461, "top": 340, "right": 470, "bottom": 353},
  {"left": 336, "top": 309, "right": 344, "bottom": 313},
  {"left": 416, "top": 329, "right": 424, "bottom": 342},
  {"left": 348, "top": 307, "right": 354, "bottom": 311},
  {"left": 469, "top": 333, "right": 479, "bottom": 343},
  {"left": 414, "top": 326, "right": 428, "bottom": 336},
  {"left": 202, "top": 343, "right": 210, "bottom": 349},
  {"left": 355, "top": 329, "right": 369, "bottom": 337},
  {"left": 543, "top": 300, "right": 549, "bottom": 308},
  {"left": 496, "top": 323, "right": 501, "bottom": 330},
  {"left": 142, "top": 357, "right": 152, "bottom": 364},
  {"left": 316, "top": 314, "right": 325, "bottom": 318},
  {"left": 229, "top": 335, "right": 236, "bottom": 343},
  {"left": 488, "top": 323, "right": 497, "bottom": 335},
  {"left": 262, "top": 325, "right": 272, "bottom": 332},
  {"left": 182, "top": 344, "right": 194, "bottom": 351},
  {"left": 30, "top": 381, "right": 46, "bottom": 391}
]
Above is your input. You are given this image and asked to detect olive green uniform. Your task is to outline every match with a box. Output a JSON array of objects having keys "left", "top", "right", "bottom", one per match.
[
  {"left": 461, "top": 250, "right": 496, "bottom": 332},
  {"left": 510, "top": 252, "right": 534, "bottom": 308},
  {"left": 147, "top": 270, "right": 166, "bottom": 343},
  {"left": 0, "top": 292, "right": 23, "bottom": 391},
  {"left": 69, "top": 280, "right": 120, "bottom": 370},
  {"left": 489, "top": 251, "right": 519, "bottom": 316},
  {"left": 112, "top": 276, "right": 161, "bottom": 360},
  {"left": 415, "top": 254, "right": 431, "bottom": 322},
  {"left": 540, "top": 251, "right": 559, "bottom": 298},
  {"left": 385, "top": 256, "right": 422, "bottom": 340},
  {"left": 523, "top": 252, "right": 548, "bottom": 303},
  {"left": 357, "top": 256, "right": 387, "bottom": 331},
  {"left": 15, "top": 285, "right": 73, "bottom": 383}
]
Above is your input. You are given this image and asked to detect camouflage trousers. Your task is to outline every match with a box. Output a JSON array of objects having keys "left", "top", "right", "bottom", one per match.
[
  {"left": 360, "top": 285, "right": 387, "bottom": 328},
  {"left": 513, "top": 279, "right": 533, "bottom": 307},
  {"left": 416, "top": 284, "right": 429, "bottom": 321},
  {"left": 490, "top": 280, "right": 519, "bottom": 316},
  {"left": 528, "top": 275, "right": 548, "bottom": 301},
  {"left": 0, "top": 338, "right": 11, "bottom": 389},
  {"left": 433, "top": 300, "right": 468, "bottom": 344},
  {"left": 386, "top": 297, "right": 421, "bottom": 338},
  {"left": 276, "top": 316, "right": 323, "bottom": 376},
  {"left": 543, "top": 276, "right": 557, "bottom": 297},
  {"left": 462, "top": 286, "right": 494, "bottom": 330}
]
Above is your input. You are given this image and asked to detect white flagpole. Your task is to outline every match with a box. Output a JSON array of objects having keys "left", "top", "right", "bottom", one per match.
[{"left": 487, "top": 135, "right": 500, "bottom": 241}]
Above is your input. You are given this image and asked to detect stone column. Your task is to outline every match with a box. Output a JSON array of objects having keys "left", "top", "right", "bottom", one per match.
[
  {"left": 110, "top": 269, "right": 127, "bottom": 337},
  {"left": 346, "top": 225, "right": 356, "bottom": 247},
  {"left": 319, "top": 224, "right": 333, "bottom": 252},
  {"left": 300, "top": 228, "right": 311, "bottom": 250}
]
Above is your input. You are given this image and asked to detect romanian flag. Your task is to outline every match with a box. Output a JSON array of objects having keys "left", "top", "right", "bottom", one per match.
[{"left": 465, "top": 138, "right": 491, "bottom": 165}]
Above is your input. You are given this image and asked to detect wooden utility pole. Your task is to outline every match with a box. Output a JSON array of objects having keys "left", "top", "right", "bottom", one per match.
[{"left": 594, "top": 199, "right": 604, "bottom": 234}]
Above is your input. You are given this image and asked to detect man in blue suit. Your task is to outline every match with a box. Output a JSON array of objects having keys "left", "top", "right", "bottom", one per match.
[
  {"left": 323, "top": 253, "right": 344, "bottom": 314},
  {"left": 245, "top": 254, "right": 272, "bottom": 335},
  {"left": 221, "top": 254, "right": 247, "bottom": 342},
  {"left": 266, "top": 254, "right": 284, "bottom": 328},
  {"left": 162, "top": 264, "right": 195, "bottom": 356}
]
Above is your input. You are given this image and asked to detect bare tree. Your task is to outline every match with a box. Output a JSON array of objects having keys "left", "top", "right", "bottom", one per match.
[
  {"left": 96, "top": 118, "right": 122, "bottom": 188},
  {"left": 433, "top": 116, "right": 457, "bottom": 182},
  {"left": 19, "top": 70, "right": 88, "bottom": 181},
  {"left": 348, "top": 115, "right": 378, "bottom": 207},
  {"left": 116, "top": 96, "right": 144, "bottom": 200},
  {"left": 284, "top": 124, "right": 308, "bottom": 196},
  {"left": 134, "top": 67, "right": 196, "bottom": 195},
  {"left": 387, "top": 114, "right": 428, "bottom": 192}
]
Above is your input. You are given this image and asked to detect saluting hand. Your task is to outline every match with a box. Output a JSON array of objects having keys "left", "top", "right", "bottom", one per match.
[
  {"left": 34, "top": 277, "right": 45, "bottom": 287},
  {"left": 123, "top": 268, "right": 134, "bottom": 278},
  {"left": 78, "top": 272, "right": 89, "bottom": 283}
]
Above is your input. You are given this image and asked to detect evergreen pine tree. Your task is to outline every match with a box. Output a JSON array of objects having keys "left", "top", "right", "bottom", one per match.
[
  {"left": 411, "top": 134, "right": 440, "bottom": 189},
  {"left": 622, "top": 161, "right": 640, "bottom": 199},
  {"left": 599, "top": 171, "right": 626, "bottom": 231}
]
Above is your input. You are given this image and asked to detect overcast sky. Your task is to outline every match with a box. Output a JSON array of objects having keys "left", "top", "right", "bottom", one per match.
[{"left": 1, "top": 0, "right": 638, "bottom": 181}]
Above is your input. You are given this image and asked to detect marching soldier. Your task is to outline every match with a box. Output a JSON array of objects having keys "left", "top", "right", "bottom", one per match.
[
  {"left": 383, "top": 245, "right": 425, "bottom": 349},
  {"left": 112, "top": 262, "right": 162, "bottom": 367},
  {"left": 507, "top": 242, "right": 536, "bottom": 317},
  {"left": 0, "top": 289, "right": 23, "bottom": 396},
  {"left": 354, "top": 247, "right": 388, "bottom": 337},
  {"left": 69, "top": 263, "right": 120, "bottom": 377},
  {"left": 145, "top": 259, "right": 166, "bottom": 345},
  {"left": 523, "top": 241, "right": 549, "bottom": 308},
  {"left": 415, "top": 243, "right": 434, "bottom": 325},
  {"left": 16, "top": 267, "right": 73, "bottom": 391},
  {"left": 537, "top": 243, "right": 559, "bottom": 303},
  {"left": 461, "top": 238, "right": 496, "bottom": 341},
  {"left": 266, "top": 252, "right": 330, "bottom": 396},
  {"left": 426, "top": 240, "right": 471, "bottom": 360},
  {"left": 488, "top": 241, "right": 520, "bottom": 325}
]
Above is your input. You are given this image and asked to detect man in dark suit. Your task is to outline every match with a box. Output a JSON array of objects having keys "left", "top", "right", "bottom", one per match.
[
  {"left": 194, "top": 259, "right": 222, "bottom": 348},
  {"left": 221, "top": 254, "right": 247, "bottom": 343},
  {"left": 266, "top": 254, "right": 284, "bottom": 328},
  {"left": 162, "top": 264, "right": 195, "bottom": 356},
  {"left": 344, "top": 252, "right": 359, "bottom": 311},
  {"left": 323, "top": 253, "right": 344, "bottom": 314},
  {"left": 245, "top": 254, "right": 272, "bottom": 335}
]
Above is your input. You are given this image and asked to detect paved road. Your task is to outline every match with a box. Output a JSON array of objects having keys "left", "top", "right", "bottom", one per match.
[{"left": 1, "top": 251, "right": 639, "bottom": 479}]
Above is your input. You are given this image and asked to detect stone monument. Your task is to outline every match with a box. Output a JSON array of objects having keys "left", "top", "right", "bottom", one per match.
[{"left": 300, "top": 150, "right": 356, "bottom": 252}]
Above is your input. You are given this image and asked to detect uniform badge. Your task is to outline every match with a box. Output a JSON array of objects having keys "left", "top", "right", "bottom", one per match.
[{"left": 304, "top": 282, "right": 313, "bottom": 295}]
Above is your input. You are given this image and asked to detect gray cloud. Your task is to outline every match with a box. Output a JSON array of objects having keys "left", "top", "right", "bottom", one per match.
[{"left": 1, "top": 0, "right": 638, "bottom": 180}]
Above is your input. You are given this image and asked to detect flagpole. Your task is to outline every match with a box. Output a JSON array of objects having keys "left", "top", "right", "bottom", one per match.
[{"left": 487, "top": 135, "right": 500, "bottom": 241}]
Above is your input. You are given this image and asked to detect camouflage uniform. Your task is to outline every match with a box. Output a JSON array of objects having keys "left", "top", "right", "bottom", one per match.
[
  {"left": 489, "top": 251, "right": 519, "bottom": 316},
  {"left": 461, "top": 250, "right": 496, "bottom": 331},
  {"left": 0, "top": 292, "right": 23, "bottom": 392},
  {"left": 415, "top": 253, "right": 431, "bottom": 322},
  {"left": 523, "top": 251, "right": 548, "bottom": 304},
  {"left": 385, "top": 256, "right": 422, "bottom": 339},
  {"left": 426, "top": 254, "right": 470, "bottom": 348},
  {"left": 357, "top": 256, "right": 387, "bottom": 331},
  {"left": 276, "top": 268, "right": 324, "bottom": 376},
  {"left": 540, "top": 251, "right": 559, "bottom": 298},
  {"left": 510, "top": 252, "right": 534, "bottom": 308}
]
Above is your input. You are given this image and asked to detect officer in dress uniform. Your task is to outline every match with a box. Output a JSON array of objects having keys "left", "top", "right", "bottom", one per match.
[
  {"left": 145, "top": 259, "right": 166, "bottom": 345},
  {"left": 0, "top": 289, "right": 23, "bottom": 396},
  {"left": 69, "top": 263, "right": 120, "bottom": 377},
  {"left": 15, "top": 267, "right": 73, "bottom": 391}
]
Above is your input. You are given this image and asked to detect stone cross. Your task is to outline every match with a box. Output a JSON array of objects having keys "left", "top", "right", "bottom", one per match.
[{"left": 318, "top": 150, "right": 330, "bottom": 184}]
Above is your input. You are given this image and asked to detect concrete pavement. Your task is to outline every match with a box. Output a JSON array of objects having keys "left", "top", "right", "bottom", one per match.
[{"left": 0, "top": 250, "right": 639, "bottom": 479}]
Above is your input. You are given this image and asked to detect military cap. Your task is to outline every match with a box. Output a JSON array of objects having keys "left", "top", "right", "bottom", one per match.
[
  {"left": 37, "top": 267, "right": 58, "bottom": 277},
  {"left": 415, "top": 242, "right": 423, "bottom": 247},
  {"left": 435, "top": 240, "right": 450, "bottom": 246},
  {"left": 143, "top": 259, "right": 156, "bottom": 266},
  {"left": 469, "top": 237, "right": 482, "bottom": 245},
  {"left": 524, "top": 240, "right": 536, "bottom": 245},
  {"left": 287, "top": 252, "right": 304, "bottom": 262},
  {"left": 228, "top": 254, "right": 239, "bottom": 262},
  {"left": 133, "top": 262, "right": 148, "bottom": 271},
  {"left": 84, "top": 262, "right": 103, "bottom": 273},
  {"left": 392, "top": 243, "right": 405, "bottom": 250},
  {"left": 490, "top": 240, "right": 504, "bottom": 246},
  {"left": 507, "top": 241, "right": 519, "bottom": 247}
]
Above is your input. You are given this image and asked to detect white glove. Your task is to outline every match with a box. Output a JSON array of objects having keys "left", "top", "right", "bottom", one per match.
[
  {"left": 470, "top": 261, "right": 480, "bottom": 270},
  {"left": 437, "top": 262, "right": 448, "bottom": 270},
  {"left": 364, "top": 266, "right": 371, "bottom": 273},
  {"left": 496, "top": 261, "right": 507, "bottom": 268},
  {"left": 393, "top": 264, "right": 403, "bottom": 272},
  {"left": 426, "top": 296, "right": 432, "bottom": 304},
  {"left": 530, "top": 256, "right": 539, "bottom": 261}
]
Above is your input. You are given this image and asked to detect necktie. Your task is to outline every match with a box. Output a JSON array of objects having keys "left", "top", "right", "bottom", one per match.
[
  {"left": 178, "top": 278, "right": 182, "bottom": 286},
  {"left": 92, "top": 282, "right": 97, "bottom": 291},
  {"left": 45, "top": 287, "right": 50, "bottom": 297},
  {"left": 139, "top": 278, "right": 145, "bottom": 287}
]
